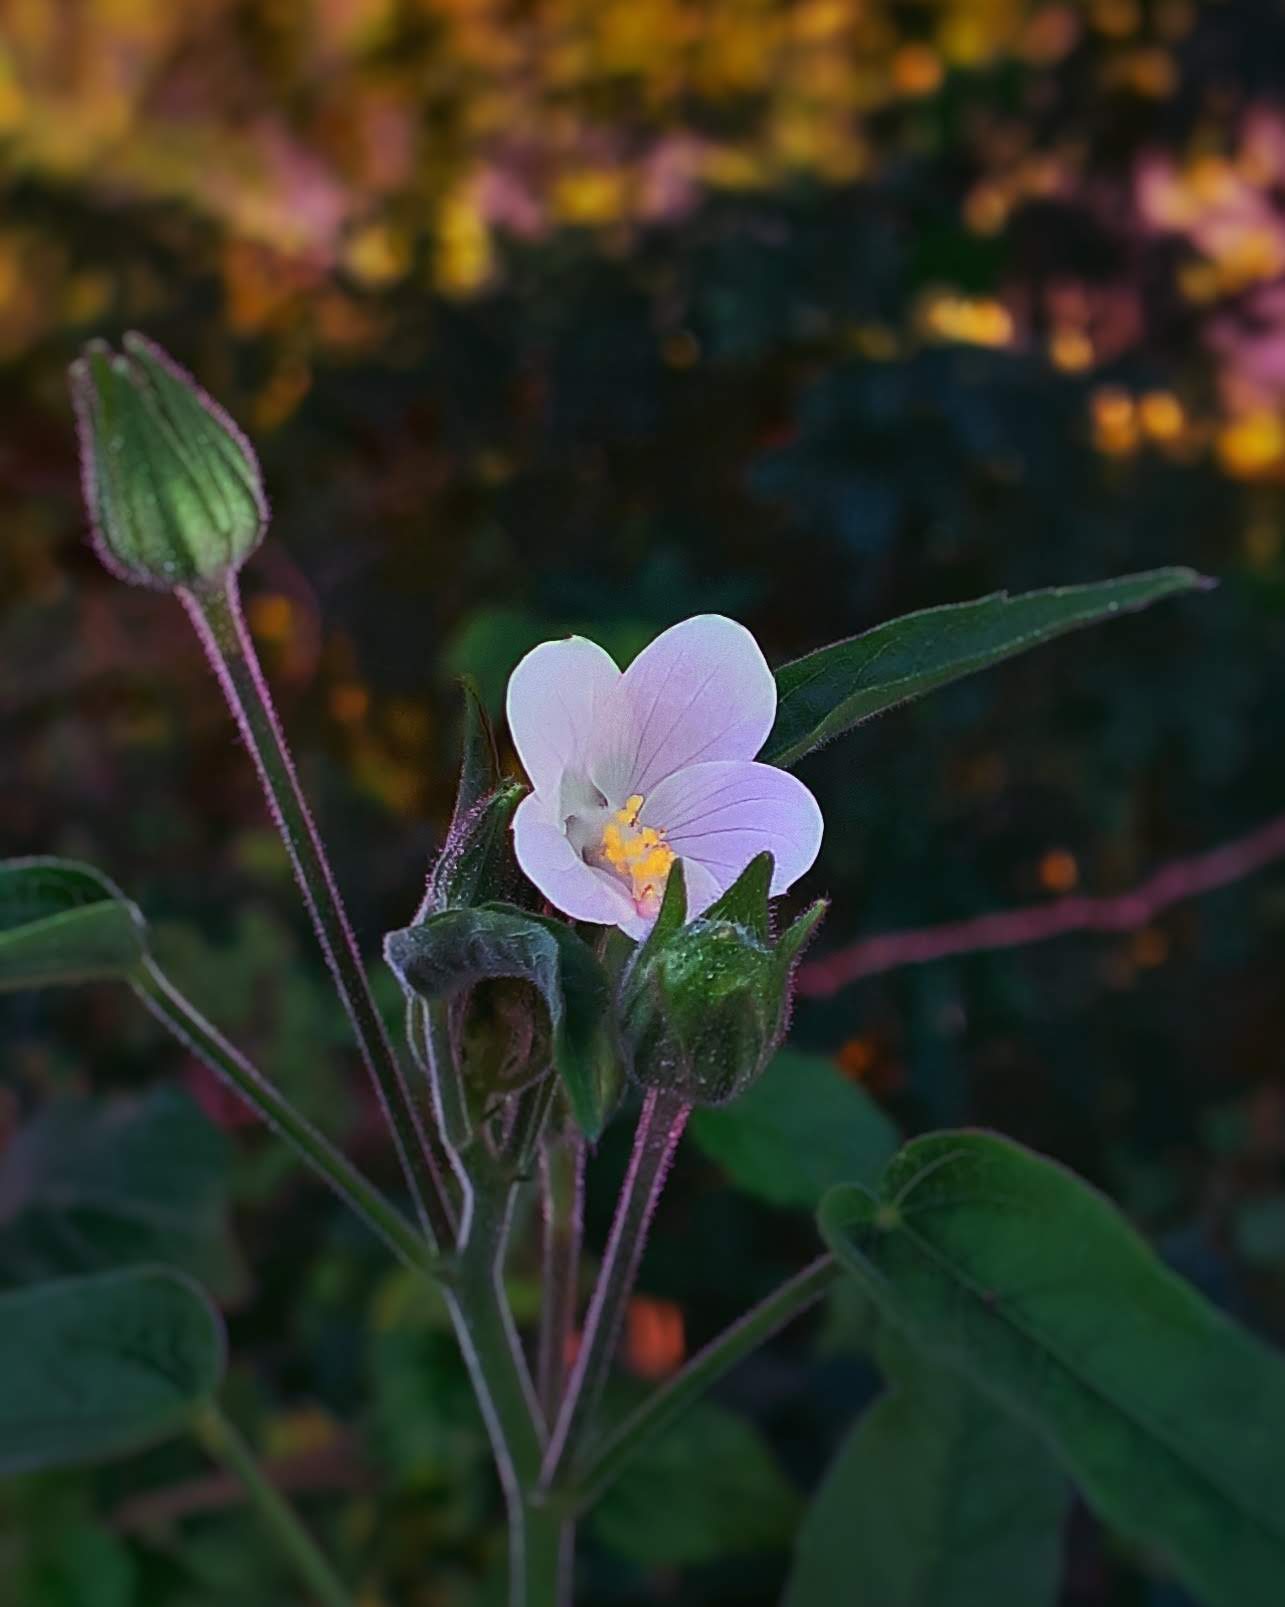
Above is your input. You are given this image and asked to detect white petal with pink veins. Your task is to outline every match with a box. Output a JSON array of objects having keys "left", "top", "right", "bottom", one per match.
[
  {"left": 589, "top": 615, "right": 777, "bottom": 803},
  {"left": 642, "top": 760, "right": 823, "bottom": 902},
  {"left": 505, "top": 635, "right": 620, "bottom": 800}
]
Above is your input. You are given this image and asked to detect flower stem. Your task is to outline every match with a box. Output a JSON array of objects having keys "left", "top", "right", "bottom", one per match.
[
  {"left": 192, "top": 1402, "right": 356, "bottom": 1607},
  {"left": 537, "top": 1130, "right": 584, "bottom": 1426},
  {"left": 541, "top": 1088, "right": 689, "bottom": 1489},
  {"left": 133, "top": 957, "right": 434, "bottom": 1276},
  {"left": 564, "top": 1253, "right": 839, "bottom": 1511},
  {"left": 423, "top": 999, "right": 475, "bottom": 1158},
  {"left": 517, "top": 1499, "right": 573, "bottom": 1607},
  {"left": 180, "top": 574, "right": 455, "bottom": 1251},
  {"left": 445, "top": 1173, "right": 570, "bottom": 1604},
  {"left": 501, "top": 1074, "right": 558, "bottom": 1178}
]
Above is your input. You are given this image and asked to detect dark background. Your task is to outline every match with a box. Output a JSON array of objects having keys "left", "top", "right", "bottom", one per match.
[{"left": 2, "top": 1, "right": 1285, "bottom": 1602}]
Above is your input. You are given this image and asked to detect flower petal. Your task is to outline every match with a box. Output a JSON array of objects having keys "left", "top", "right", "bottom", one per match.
[
  {"left": 506, "top": 636, "right": 621, "bottom": 798},
  {"left": 589, "top": 616, "right": 776, "bottom": 803},
  {"left": 641, "top": 760, "right": 823, "bottom": 910},
  {"left": 512, "top": 792, "right": 636, "bottom": 927}
]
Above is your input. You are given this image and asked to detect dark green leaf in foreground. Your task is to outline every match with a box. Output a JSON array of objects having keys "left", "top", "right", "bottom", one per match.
[
  {"left": 784, "top": 1332, "right": 1068, "bottom": 1607},
  {"left": 592, "top": 1399, "right": 800, "bottom": 1565},
  {"left": 0, "top": 1267, "right": 225, "bottom": 1475},
  {"left": 0, "top": 858, "right": 148, "bottom": 991},
  {"left": 819, "top": 1132, "right": 1285, "bottom": 1607},
  {"left": 764, "top": 568, "right": 1208, "bottom": 767},
  {"left": 0, "top": 1087, "right": 237, "bottom": 1293},
  {"left": 690, "top": 1049, "right": 898, "bottom": 1209},
  {"left": 385, "top": 903, "right": 610, "bottom": 1136}
]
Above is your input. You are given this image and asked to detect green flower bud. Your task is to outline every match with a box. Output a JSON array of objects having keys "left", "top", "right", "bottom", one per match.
[
  {"left": 69, "top": 332, "right": 266, "bottom": 590},
  {"left": 421, "top": 780, "right": 526, "bottom": 916},
  {"left": 417, "top": 680, "right": 526, "bottom": 918},
  {"left": 618, "top": 855, "right": 825, "bottom": 1107}
]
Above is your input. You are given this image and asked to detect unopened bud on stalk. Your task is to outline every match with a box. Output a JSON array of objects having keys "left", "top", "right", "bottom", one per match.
[
  {"left": 70, "top": 333, "right": 266, "bottom": 590},
  {"left": 619, "top": 854, "right": 826, "bottom": 1107}
]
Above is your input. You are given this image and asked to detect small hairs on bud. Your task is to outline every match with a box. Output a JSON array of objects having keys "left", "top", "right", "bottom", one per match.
[{"left": 70, "top": 333, "right": 267, "bottom": 591}]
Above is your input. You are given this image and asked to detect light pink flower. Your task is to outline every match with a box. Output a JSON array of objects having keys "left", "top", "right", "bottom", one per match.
[{"left": 506, "top": 616, "right": 823, "bottom": 939}]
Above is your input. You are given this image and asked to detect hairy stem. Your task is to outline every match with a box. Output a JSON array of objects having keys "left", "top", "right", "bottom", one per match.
[
  {"left": 565, "top": 1254, "right": 839, "bottom": 1510},
  {"left": 192, "top": 1402, "right": 356, "bottom": 1607},
  {"left": 537, "top": 1131, "right": 584, "bottom": 1425},
  {"left": 418, "top": 1006, "right": 566, "bottom": 1603},
  {"left": 541, "top": 1088, "right": 690, "bottom": 1489},
  {"left": 423, "top": 999, "right": 475, "bottom": 1160},
  {"left": 180, "top": 574, "right": 454, "bottom": 1250},
  {"left": 501, "top": 1075, "right": 558, "bottom": 1178},
  {"left": 446, "top": 1175, "right": 570, "bottom": 1605},
  {"left": 135, "top": 957, "right": 434, "bottom": 1274}
]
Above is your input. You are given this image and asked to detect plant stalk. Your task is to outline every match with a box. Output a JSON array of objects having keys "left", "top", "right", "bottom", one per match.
[
  {"left": 501, "top": 1074, "right": 558, "bottom": 1178},
  {"left": 537, "top": 1130, "right": 584, "bottom": 1425},
  {"left": 134, "top": 956, "right": 434, "bottom": 1275},
  {"left": 180, "top": 574, "right": 455, "bottom": 1250},
  {"left": 446, "top": 1174, "right": 571, "bottom": 1605},
  {"left": 423, "top": 998, "right": 475, "bottom": 1158},
  {"left": 192, "top": 1402, "right": 356, "bottom": 1607},
  {"left": 541, "top": 1087, "right": 690, "bottom": 1489}
]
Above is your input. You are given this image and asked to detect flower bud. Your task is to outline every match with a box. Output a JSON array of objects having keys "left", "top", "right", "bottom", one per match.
[
  {"left": 618, "top": 856, "right": 825, "bottom": 1107},
  {"left": 421, "top": 779, "right": 527, "bottom": 916},
  {"left": 417, "top": 680, "right": 527, "bottom": 918},
  {"left": 70, "top": 333, "right": 266, "bottom": 590}
]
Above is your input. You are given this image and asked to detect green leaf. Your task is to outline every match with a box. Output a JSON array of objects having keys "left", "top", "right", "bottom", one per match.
[
  {"left": 690, "top": 1050, "right": 898, "bottom": 1209},
  {"left": 0, "top": 1088, "right": 238, "bottom": 1295},
  {"left": 784, "top": 1333, "right": 1068, "bottom": 1607},
  {"left": 592, "top": 1399, "right": 800, "bottom": 1565},
  {"left": 13, "top": 1483, "right": 140, "bottom": 1607},
  {"left": 764, "top": 568, "right": 1209, "bottom": 767},
  {"left": 820, "top": 1132, "right": 1285, "bottom": 1607},
  {"left": 0, "top": 858, "right": 148, "bottom": 991},
  {"left": 0, "top": 1267, "right": 225, "bottom": 1474},
  {"left": 384, "top": 903, "right": 610, "bottom": 1137}
]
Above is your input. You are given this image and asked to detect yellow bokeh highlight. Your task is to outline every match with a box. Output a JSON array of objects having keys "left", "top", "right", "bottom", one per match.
[
  {"left": 891, "top": 43, "right": 943, "bottom": 97},
  {"left": 1138, "top": 390, "right": 1184, "bottom": 443},
  {"left": 921, "top": 293, "right": 1014, "bottom": 348},
  {"left": 435, "top": 182, "right": 494, "bottom": 297},
  {"left": 1217, "top": 412, "right": 1285, "bottom": 478},
  {"left": 552, "top": 169, "right": 631, "bottom": 227},
  {"left": 1050, "top": 328, "right": 1094, "bottom": 373},
  {"left": 249, "top": 594, "right": 296, "bottom": 646},
  {"left": 344, "top": 222, "right": 411, "bottom": 288},
  {"left": 1091, "top": 386, "right": 1138, "bottom": 457}
]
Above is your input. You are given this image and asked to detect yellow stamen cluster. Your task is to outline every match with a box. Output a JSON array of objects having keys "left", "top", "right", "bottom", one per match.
[{"left": 600, "top": 794, "right": 676, "bottom": 913}]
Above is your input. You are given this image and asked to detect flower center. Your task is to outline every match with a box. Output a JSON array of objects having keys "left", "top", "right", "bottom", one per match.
[{"left": 598, "top": 794, "right": 676, "bottom": 919}]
